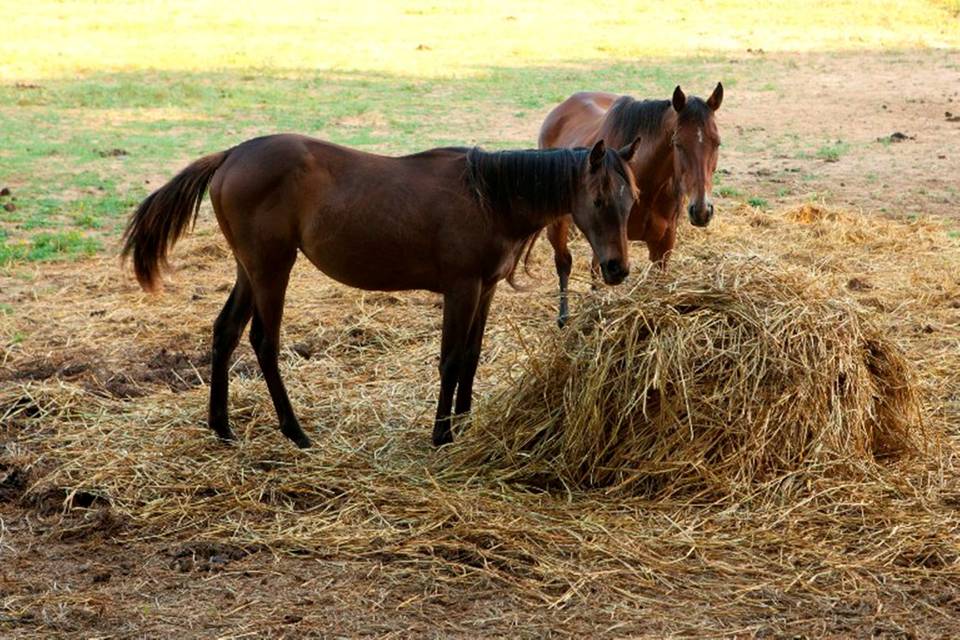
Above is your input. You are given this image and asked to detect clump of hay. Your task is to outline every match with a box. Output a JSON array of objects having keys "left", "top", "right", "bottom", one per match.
[
  {"left": 447, "top": 256, "right": 926, "bottom": 497},
  {"left": 785, "top": 202, "right": 838, "bottom": 224}
]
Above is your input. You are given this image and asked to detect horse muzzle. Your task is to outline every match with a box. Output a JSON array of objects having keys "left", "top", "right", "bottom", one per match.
[
  {"left": 600, "top": 259, "right": 629, "bottom": 285},
  {"left": 688, "top": 201, "right": 715, "bottom": 227}
]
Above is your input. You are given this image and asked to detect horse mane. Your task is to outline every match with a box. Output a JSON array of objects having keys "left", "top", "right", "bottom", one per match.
[
  {"left": 605, "top": 96, "right": 713, "bottom": 141},
  {"left": 463, "top": 147, "right": 591, "bottom": 219},
  {"left": 464, "top": 146, "right": 632, "bottom": 288},
  {"left": 463, "top": 147, "right": 590, "bottom": 287}
]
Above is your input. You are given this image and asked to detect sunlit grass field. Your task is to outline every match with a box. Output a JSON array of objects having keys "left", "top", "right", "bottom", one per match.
[
  {"left": 3, "top": 0, "right": 958, "bottom": 78},
  {"left": 0, "top": 0, "right": 958, "bottom": 264}
]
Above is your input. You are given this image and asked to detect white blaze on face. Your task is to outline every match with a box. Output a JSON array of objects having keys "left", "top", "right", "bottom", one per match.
[{"left": 697, "top": 127, "right": 704, "bottom": 145}]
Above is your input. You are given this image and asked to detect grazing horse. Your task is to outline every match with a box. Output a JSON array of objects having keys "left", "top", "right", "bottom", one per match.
[
  {"left": 122, "top": 134, "right": 639, "bottom": 448},
  {"left": 539, "top": 83, "right": 723, "bottom": 326}
]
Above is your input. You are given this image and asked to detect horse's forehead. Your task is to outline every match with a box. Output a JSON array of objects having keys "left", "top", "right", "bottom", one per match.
[{"left": 677, "top": 114, "right": 717, "bottom": 142}]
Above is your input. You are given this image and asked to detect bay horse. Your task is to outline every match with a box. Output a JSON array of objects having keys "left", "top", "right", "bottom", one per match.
[
  {"left": 122, "top": 134, "right": 640, "bottom": 448},
  {"left": 539, "top": 83, "right": 723, "bottom": 326}
]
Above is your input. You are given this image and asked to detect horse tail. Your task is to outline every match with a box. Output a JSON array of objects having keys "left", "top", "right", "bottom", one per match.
[
  {"left": 504, "top": 230, "right": 542, "bottom": 290},
  {"left": 121, "top": 150, "right": 231, "bottom": 292}
]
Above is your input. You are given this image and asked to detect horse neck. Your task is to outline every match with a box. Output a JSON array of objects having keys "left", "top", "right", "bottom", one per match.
[
  {"left": 500, "top": 186, "right": 578, "bottom": 238},
  {"left": 631, "top": 110, "right": 678, "bottom": 197},
  {"left": 479, "top": 149, "right": 588, "bottom": 238}
]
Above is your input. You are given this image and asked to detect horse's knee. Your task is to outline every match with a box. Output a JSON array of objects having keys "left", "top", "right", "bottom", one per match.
[
  {"left": 249, "top": 321, "right": 265, "bottom": 355},
  {"left": 438, "top": 354, "right": 462, "bottom": 382},
  {"left": 648, "top": 238, "right": 674, "bottom": 265},
  {"left": 213, "top": 318, "right": 235, "bottom": 352}
]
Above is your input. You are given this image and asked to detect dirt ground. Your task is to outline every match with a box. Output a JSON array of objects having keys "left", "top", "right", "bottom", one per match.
[
  {"left": 2, "top": 50, "right": 960, "bottom": 639},
  {"left": 709, "top": 50, "right": 959, "bottom": 219}
]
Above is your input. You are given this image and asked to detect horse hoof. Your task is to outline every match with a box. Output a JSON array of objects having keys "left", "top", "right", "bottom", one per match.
[
  {"left": 280, "top": 424, "right": 312, "bottom": 449},
  {"left": 211, "top": 425, "right": 236, "bottom": 443},
  {"left": 432, "top": 429, "right": 454, "bottom": 448},
  {"left": 287, "top": 432, "right": 312, "bottom": 449},
  {"left": 557, "top": 316, "right": 567, "bottom": 328}
]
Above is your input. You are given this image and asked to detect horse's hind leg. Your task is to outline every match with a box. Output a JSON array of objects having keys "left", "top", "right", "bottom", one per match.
[
  {"left": 247, "top": 250, "right": 312, "bottom": 449},
  {"left": 208, "top": 263, "right": 254, "bottom": 441}
]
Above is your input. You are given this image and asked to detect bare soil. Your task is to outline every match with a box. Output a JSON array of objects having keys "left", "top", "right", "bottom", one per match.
[{"left": 715, "top": 50, "right": 959, "bottom": 219}]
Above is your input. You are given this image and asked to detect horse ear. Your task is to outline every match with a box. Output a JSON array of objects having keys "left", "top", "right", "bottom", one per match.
[
  {"left": 672, "top": 85, "right": 686, "bottom": 112},
  {"left": 707, "top": 82, "right": 723, "bottom": 111},
  {"left": 619, "top": 136, "right": 641, "bottom": 162},
  {"left": 589, "top": 139, "right": 606, "bottom": 172}
]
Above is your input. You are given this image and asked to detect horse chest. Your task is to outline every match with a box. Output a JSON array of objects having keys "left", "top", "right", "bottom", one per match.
[{"left": 626, "top": 179, "right": 678, "bottom": 242}]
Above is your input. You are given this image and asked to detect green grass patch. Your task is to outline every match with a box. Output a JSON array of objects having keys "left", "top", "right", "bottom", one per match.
[
  {"left": 816, "top": 141, "right": 850, "bottom": 163},
  {"left": 29, "top": 231, "right": 101, "bottom": 261},
  {"left": 717, "top": 186, "right": 742, "bottom": 198},
  {"left": 71, "top": 212, "right": 103, "bottom": 230},
  {"left": 748, "top": 196, "right": 770, "bottom": 209},
  {"left": 0, "top": 231, "right": 101, "bottom": 265},
  {"left": 0, "top": 61, "right": 751, "bottom": 266}
]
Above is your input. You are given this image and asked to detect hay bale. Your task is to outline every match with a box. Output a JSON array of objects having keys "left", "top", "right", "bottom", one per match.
[{"left": 446, "top": 256, "right": 927, "bottom": 497}]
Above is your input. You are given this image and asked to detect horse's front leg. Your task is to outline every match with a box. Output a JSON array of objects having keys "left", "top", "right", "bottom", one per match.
[
  {"left": 589, "top": 254, "right": 602, "bottom": 290},
  {"left": 547, "top": 218, "right": 573, "bottom": 327},
  {"left": 432, "top": 281, "right": 482, "bottom": 447},
  {"left": 454, "top": 283, "right": 497, "bottom": 417},
  {"left": 648, "top": 218, "right": 677, "bottom": 269}
]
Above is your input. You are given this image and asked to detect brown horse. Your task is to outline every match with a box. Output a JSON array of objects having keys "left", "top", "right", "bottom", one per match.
[
  {"left": 539, "top": 83, "right": 723, "bottom": 326},
  {"left": 122, "top": 134, "right": 639, "bottom": 448}
]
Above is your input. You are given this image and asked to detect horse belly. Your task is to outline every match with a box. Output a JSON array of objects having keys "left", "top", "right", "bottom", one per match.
[
  {"left": 303, "top": 242, "right": 439, "bottom": 292},
  {"left": 299, "top": 218, "right": 441, "bottom": 292}
]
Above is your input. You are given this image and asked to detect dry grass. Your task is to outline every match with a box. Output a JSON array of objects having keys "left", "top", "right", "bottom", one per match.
[{"left": 2, "top": 202, "right": 960, "bottom": 635}]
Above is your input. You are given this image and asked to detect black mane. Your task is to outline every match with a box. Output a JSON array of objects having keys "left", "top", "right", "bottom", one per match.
[
  {"left": 605, "top": 96, "right": 712, "bottom": 141},
  {"left": 463, "top": 146, "right": 632, "bottom": 216},
  {"left": 463, "top": 147, "right": 590, "bottom": 217}
]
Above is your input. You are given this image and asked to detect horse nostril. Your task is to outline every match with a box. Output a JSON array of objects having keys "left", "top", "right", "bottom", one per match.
[
  {"left": 602, "top": 260, "right": 628, "bottom": 284},
  {"left": 688, "top": 202, "right": 713, "bottom": 226}
]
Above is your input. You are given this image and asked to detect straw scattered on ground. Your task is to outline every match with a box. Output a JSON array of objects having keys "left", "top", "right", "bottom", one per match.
[{"left": 1, "top": 203, "right": 959, "bottom": 636}]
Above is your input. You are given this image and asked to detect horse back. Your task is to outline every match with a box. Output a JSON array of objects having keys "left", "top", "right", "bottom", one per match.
[{"left": 538, "top": 92, "right": 620, "bottom": 149}]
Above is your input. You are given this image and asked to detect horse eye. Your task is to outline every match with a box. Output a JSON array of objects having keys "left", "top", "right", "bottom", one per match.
[{"left": 593, "top": 198, "right": 603, "bottom": 208}]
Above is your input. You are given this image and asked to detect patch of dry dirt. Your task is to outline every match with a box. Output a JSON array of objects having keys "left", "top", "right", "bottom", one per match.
[{"left": 709, "top": 50, "right": 960, "bottom": 219}]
